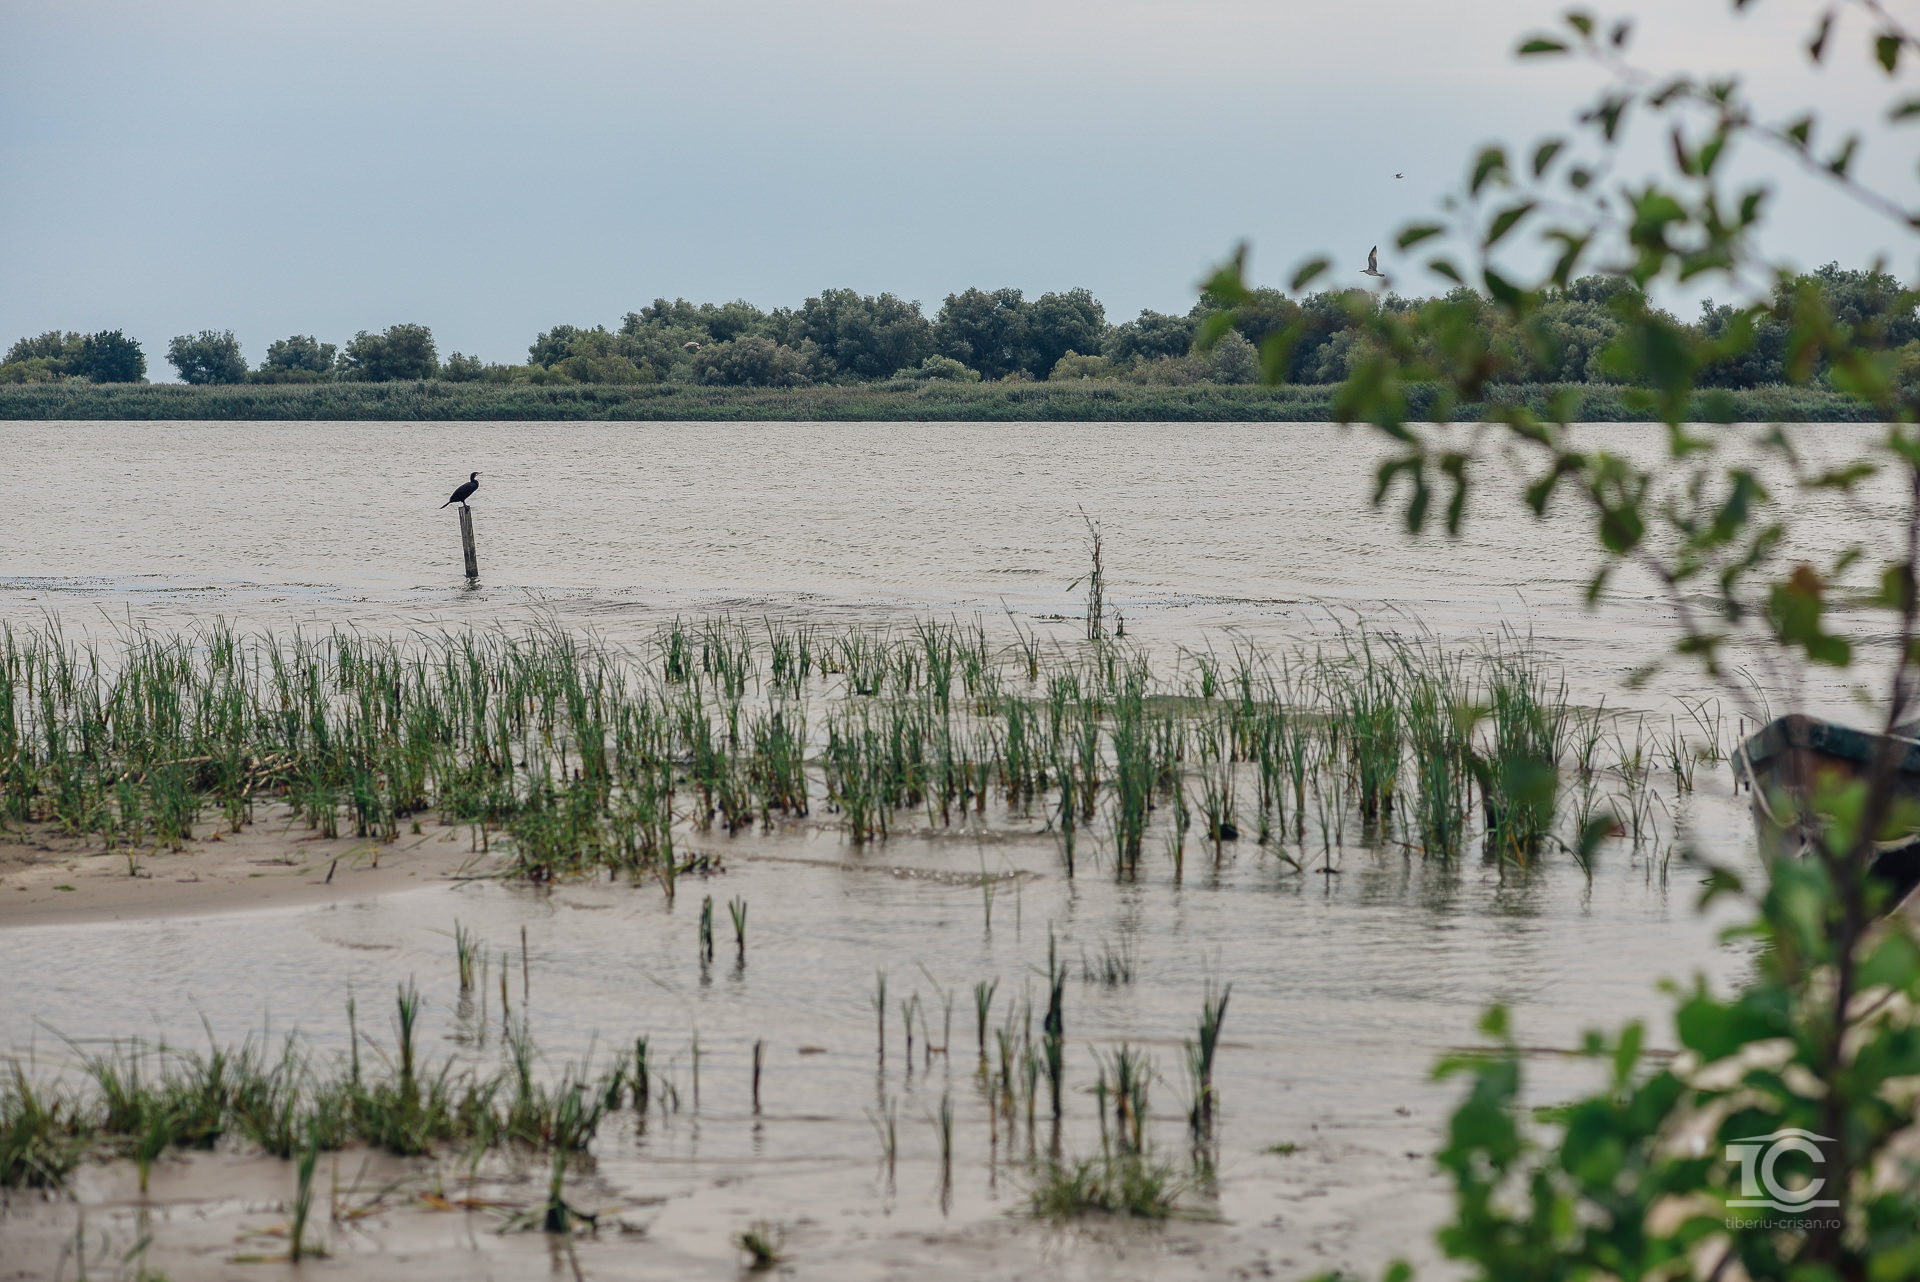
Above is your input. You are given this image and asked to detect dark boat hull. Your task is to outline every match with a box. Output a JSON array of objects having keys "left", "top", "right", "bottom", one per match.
[{"left": 1735, "top": 713, "right": 1920, "bottom": 903}]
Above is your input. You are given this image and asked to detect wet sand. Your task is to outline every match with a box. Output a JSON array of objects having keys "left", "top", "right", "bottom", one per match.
[
  {"left": 0, "top": 808, "right": 501, "bottom": 929},
  {"left": 0, "top": 1140, "right": 1388, "bottom": 1282},
  {"left": 0, "top": 786, "right": 1733, "bottom": 1281}
]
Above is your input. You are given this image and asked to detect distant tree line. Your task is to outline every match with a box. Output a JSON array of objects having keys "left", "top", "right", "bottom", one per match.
[
  {"left": 6, "top": 265, "right": 1916, "bottom": 391},
  {"left": 0, "top": 330, "right": 147, "bottom": 384}
]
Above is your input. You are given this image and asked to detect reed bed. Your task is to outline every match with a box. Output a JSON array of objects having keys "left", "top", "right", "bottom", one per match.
[
  {"left": 0, "top": 982, "right": 649, "bottom": 1191},
  {"left": 3, "top": 949, "right": 1232, "bottom": 1225},
  {"left": 0, "top": 613, "right": 1725, "bottom": 1235},
  {"left": 0, "top": 379, "right": 1878, "bottom": 424},
  {"left": 0, "top": 615, "right": 1709, "bottom": 882}
]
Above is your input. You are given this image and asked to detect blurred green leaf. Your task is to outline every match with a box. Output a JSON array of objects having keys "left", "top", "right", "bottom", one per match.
[
  {"left": 1768, "top": 563, "right": 1853, "bottom": 665},
  {"left": 1192, "top": 311, "right": 1237, "bottom": 353},
  {"left": 1482, "top": 268, "right": 1523, "bottom": 308},
  {"left": 1289, "top": 257, "right": 1330, "bottom": 292},
  {"left": 1198, "top": 245, "right": 1250, "bottom": 306},
  {"left": 1485, "top": 201, "right": 1537, "bottom": 247},
  {"left": 1470, "top": 147, "right": 1508, "bottom": 195},
  {"left": 1808, "top": 9, "right": 1834, "bottom": 62}
]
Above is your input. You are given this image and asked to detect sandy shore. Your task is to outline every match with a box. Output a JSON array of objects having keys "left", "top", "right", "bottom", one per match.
[{"left": 0, "top": 807, "right": 504, "bottom": 929}]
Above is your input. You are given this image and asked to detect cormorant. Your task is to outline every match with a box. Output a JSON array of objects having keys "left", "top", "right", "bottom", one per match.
[
  {"left": 1362, "top": 246, "right": 1386, "bottom": 278},
  {"left": 442, "top": 472, "right": 480, "bottom": 508}
]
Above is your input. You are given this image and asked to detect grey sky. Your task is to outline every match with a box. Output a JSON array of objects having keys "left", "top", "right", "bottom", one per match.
[{"left": 3, "top": 0, "right": 1912, "bottom": 375}]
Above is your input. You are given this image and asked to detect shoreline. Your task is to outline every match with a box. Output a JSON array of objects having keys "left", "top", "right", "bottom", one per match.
[
  {"left": 0, "top": 379, "right": 1885, "bottom": 422},
  {"left": 0, "top": 807, "right": 500, "bottom": 929}
]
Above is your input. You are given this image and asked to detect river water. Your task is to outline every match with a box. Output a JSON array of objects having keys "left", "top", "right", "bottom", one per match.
[{"left": 0, "top": 420, "right": 1891, "bottom": 1279}]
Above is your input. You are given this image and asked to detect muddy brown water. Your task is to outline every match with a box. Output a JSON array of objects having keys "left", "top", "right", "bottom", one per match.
[{"left": 0, "top": 420, "right": 1890, "bottom": 1279}]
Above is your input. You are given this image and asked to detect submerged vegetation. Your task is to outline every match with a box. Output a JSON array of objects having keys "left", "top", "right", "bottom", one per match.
[
  {"left": 1, "top": 944, "right": 1236, "bottom": 1244},
  {"left": 0, "top": 609, "right": 1711, "bottom": 1227},
  {"left": 1027, "top": 1152, "right": 1186, "bottom": 1220},
  {"left": 0, "top": 614, "right": 1706, "bottom": 883},
  {"left": 1, "top": 981, "right": 631, "bottom": 1192}
]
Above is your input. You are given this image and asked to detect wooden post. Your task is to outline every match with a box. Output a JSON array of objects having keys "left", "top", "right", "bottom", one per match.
[{"left": 458, "top": 506, "right": 478, "bottom": 579}]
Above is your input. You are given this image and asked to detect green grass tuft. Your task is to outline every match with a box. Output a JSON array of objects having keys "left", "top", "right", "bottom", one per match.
[{"left": 1028, "top": 1153, "right": 1187, "bottom": 1219}]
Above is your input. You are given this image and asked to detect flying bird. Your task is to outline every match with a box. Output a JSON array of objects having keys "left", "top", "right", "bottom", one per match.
[
  {"left": 1362, "top": 246, "right": 1386, "bottom": 278},
  {"left": 441, "top": 472, "right": 480, "bottom": 508},
  {"left": 1394, "top": 172, "right": 1404, "bottom": 179}
]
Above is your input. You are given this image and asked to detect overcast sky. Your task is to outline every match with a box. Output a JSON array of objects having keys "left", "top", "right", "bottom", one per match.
[{"left": 3, "top": 0, "right": 1914, "bottom": 374}]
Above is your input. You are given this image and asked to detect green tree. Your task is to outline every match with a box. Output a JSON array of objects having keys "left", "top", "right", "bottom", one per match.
[
  {"left": 528, "top": 324, "right": 598, "bottom": 368},
  {"left": 1517, "top": 278, "right": 1639, "bottom": 383},
  {"left": 165, "top": 330, "right": 246, "bottom": 384},
  {"left": 0, "top": 358, "right": 65, "bottom": 384},
  {"left": 789, "top": 289, "right": 934, "bottom": 380},
  {"left": 1207, "top": 329, "right": 1260, "bottom": 383},
  {"left": 612, "top": 313, "right": 700, "bottom": 377},
  {"left": 0, "top": 331, "right": 84, "bottom": 383},
  {"left": 934, "top": 287, "right": 1035, "bottom": 379},
  {"left": 73, "top": 330, "right": 145, "bottom": 383},
  {"left": 254, "top": 335, "right": 336, "bottom": 383},
  {"left": 1027, "top": 288, "right": 1108, "bottom": 377},
  {"left": 1697, "top": 264, "right": 1920, "bottom": 389},
  {"left": 264, "top": 335, "right": 335, "bottom": 373},
  {"left": 894, "top": 354, "right": 981, "bottom": 382},
  {"left": 341, "top": 324, "right": 438, "bottom": 381},
  {"left": 697, "top": 300, "right": 769, "bottom": 343},
  {"left": 1284, "top": 291, "right": 1364, "bottom": 382},
  {"left": 440, "top": 352, "right": 486, "bottom": 382},
  {"left": 617, "top": 299, "right": 783, "bottom": 378},
  {"left": 628, "top": 297, "right": 771, "bottom": 344},
  {"left": 1193, "top": 285, "right": 1303, "bottom": 354},
  {"left": 524, "top": 324, "right": 658, "bottom": 383},
  {"left": 1048, "top": 351, "right": 1111, "bottom": 380},
  {"left": 1103, "top": 310, "right": 1195, "bottom": 365},
  {"left": 4, "top": 331, "right": 83, "bottom": 367},
  {"left": 690, "top": 334, "right": 812, "bottom": 387}
]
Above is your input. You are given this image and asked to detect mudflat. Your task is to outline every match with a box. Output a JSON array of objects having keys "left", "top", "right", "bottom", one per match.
[{"left": 0, "top": 808, "right": 501, "bottom": 929}]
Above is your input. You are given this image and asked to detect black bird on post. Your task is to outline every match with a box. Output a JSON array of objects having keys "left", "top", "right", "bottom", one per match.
[
  {"left": 441, "top": 472, "right": 480, "bottom": 508},
  {"left": 442, "top": 472, "right": 482, "bottom": 579}
]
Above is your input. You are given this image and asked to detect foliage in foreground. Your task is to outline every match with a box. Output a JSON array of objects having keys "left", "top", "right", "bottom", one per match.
[{"left": 1257, "top": 2, "right": 1920, "bottom": 1277}]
